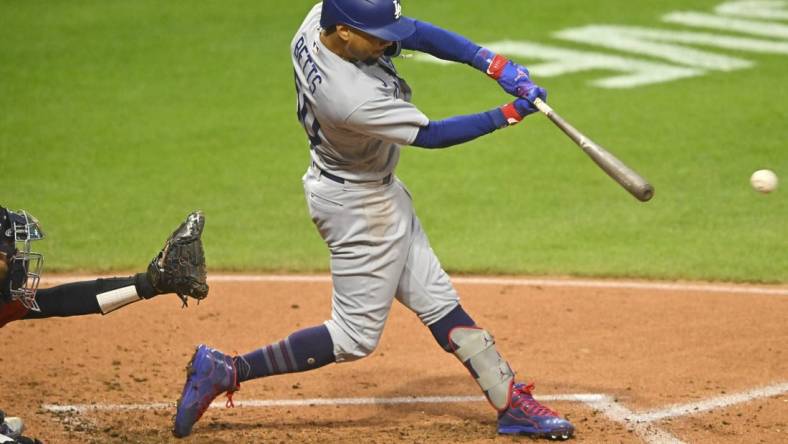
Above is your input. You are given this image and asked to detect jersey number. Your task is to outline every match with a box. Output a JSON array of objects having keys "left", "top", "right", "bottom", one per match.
[{"left": 294, "top": 71, "right": 323, "bottom": 149}]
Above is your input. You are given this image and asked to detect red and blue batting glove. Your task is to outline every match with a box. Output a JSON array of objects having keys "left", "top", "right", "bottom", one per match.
[
  {"left": 499, "top": 86, "right": 547, "bottom": 126},
  {"left": 472, "top": 48, "right": 537, "bottom": 99},
  {"left": 519, "top": 83, "right": 547, "bottom": 105}
]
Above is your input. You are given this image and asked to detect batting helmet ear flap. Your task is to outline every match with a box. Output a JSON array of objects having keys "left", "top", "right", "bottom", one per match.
[{"left": 384, "top": 40, "right": 402, "bottom": 57}]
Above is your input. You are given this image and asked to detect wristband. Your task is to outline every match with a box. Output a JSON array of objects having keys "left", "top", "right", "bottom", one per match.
[
  {"left": 499, "top": 102, "right": 523, "bottom": 126},
  {"left": 486, "top": 54, "right": 509, "bottom": 80}
]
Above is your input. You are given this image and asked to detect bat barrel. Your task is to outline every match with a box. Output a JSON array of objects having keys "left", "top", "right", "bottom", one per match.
[
  {"left": 580, "top": 136, "right": 654, "bottom": 202},
  {"left": 532, "top": 99, "right": 654, "bottom": 202}
]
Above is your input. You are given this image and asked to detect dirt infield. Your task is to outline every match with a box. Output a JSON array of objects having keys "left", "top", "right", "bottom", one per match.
[{"left": 1, "top": 276, "right": 787, "bottom": 443}]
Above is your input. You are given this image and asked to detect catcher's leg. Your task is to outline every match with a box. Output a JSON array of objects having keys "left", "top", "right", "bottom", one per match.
[
  {"left": 0, "top": 409, "right": 24, "bottom": 439},
  {"left": 1, "top": 409, "right": 41, "bottom": 443}
]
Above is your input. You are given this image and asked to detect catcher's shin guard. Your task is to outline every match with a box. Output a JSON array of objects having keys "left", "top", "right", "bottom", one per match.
[
  {"left": 0, "top": 410, "right": 23, "bottom": 439},
  {"left": 449, "top": 327, "right": 514, "bottom": 411}
]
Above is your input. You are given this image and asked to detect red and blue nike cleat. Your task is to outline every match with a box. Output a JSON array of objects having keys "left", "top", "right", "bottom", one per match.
[
  {"left": 498, "top": 383, "right": 574, "bottom": 440},
  {"left": 173, "top": 344, "right": 239, "bottom": 438}
]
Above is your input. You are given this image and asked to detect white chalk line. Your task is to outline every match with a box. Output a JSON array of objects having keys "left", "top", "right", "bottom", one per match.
[
  {"left": 40, "top": 274, "right": 788, "bottom": 296},
  {"left": 629, "top": 381, "right": 788, "bottom": 423},
  {"left": 42, "top": 394, "right": 602, "bottom": 413},
  {"left": 42, "top": 382, "right": 788, "bottom": 444},
  {"left": 586, "top": 396, "right": 686, "bottom": 444}
]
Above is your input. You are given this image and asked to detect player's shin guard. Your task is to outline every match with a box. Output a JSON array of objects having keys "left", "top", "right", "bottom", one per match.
[{"left": 449, "top": 327, "right": 514, "bottom": 411}]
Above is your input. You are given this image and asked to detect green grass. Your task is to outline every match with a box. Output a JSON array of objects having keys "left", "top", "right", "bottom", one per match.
[{"left": 1, "top": 1, "right": 785, "bottom": 282}]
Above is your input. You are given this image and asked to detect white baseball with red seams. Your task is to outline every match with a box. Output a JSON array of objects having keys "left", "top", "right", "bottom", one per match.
[{"left": 750, "top": 169, "right": 778, "bottom": 193}]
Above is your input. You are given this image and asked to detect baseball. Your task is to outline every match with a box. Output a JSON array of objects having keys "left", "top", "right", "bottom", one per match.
[{"left": 750, "top": 169, "right": 778, "bottom": 193}]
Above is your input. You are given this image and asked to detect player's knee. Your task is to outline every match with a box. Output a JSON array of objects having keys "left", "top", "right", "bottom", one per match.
[
  {"left": 343, "top": 333, "right": 380, "bottom": 360},
  {"left": 325, "top": 320, "right": 382, "bottom": 362}
]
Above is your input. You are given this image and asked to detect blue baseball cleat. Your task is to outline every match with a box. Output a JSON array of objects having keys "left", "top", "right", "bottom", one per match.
[
  {"left": 173, "top": 344, "right": 239, "bottom": 438},
  {"left": 498, "top": 383, "right": 575, "bottom": 440}
]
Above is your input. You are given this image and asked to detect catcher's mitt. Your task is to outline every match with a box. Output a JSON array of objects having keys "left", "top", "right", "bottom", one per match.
[{"left": 148, "top": 211, "right": 208, "bottom": 306}]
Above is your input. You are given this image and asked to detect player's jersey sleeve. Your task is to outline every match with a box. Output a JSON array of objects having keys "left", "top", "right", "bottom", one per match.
[
  {"left": 0, "top": 300, "right": 29, "bottom": 328},
  {"left": 344, "top": 96, "right": 429, "bottom": 146}
]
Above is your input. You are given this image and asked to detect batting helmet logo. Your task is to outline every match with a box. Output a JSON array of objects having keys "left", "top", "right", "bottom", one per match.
[{"left": 321, "top": 0, "right": 415, "bottom": 42}]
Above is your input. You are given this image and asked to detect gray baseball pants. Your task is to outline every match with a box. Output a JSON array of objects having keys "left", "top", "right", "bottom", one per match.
[{"left": 302, "top": 166, "right": 460, "bottom": 362}]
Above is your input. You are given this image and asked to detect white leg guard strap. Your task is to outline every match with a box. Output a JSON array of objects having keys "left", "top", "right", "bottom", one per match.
[
  {"left": 449, "top": 327, "right": 514, "bottom": 411},
  {"left": 96, "top": 285, "right": 142, "bottom": 314}
]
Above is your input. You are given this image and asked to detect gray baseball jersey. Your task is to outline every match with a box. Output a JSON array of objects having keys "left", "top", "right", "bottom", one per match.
[
  {"left": 293, "top": 3, "right": 459, "bottom": 362},
  {"left": 292, "top": 3, "right": 429, "bottom": 182}
]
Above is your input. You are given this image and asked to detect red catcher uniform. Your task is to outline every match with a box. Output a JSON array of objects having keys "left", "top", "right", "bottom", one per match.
[{"left": 0, "top": 300, "right": 28, "bottom": 328}]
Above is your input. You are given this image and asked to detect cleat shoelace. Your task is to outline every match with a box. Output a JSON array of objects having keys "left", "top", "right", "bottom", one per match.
[
  {"left": 512, "top": 383, "right": 560, "bottom": 417},
  {"left": 224, "top": 354, "right": 240, "bottom": 408}
]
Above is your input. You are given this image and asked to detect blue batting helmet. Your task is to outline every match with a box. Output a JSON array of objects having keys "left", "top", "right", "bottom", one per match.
[{"left": 321, "top": 0, "right": 416, "bottom": 42}]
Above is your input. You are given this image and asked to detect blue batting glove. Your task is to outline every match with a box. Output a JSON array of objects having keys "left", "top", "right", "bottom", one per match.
[
  {"left": 498, "top": 89, "right": 546, "bottom": 127},
  {"left": 518, "top": 84, "right": 547, "bottom": 105},
  {"left": 472, "top": 47, "right": 536, "bottom": 98},
  {"left": 512, "top": 97, "right": 537, "bottom": 118}
]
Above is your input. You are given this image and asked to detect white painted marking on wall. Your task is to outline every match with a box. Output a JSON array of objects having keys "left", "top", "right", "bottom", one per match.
[
  {"left": 716, "top": 0, "right": 788, "bottom": 20},
  {"left": 664, "top": 11, "right": 788, "bottom": 38},
  {"left": 40, "top": 275, "right": 788, "bottom": 296}
]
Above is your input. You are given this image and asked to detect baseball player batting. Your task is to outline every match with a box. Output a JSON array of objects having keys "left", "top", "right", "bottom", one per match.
[{"left": 173, "top": 0, "right": 573, "bottom": 440}]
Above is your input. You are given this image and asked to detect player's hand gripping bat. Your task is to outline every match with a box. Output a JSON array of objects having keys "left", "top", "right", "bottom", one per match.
[{"left": 531, "top": 98, "right": 654, "bottom": 202}]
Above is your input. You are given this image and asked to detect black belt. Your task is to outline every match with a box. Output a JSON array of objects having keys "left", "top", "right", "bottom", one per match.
[{"left": 312, "top": 162, "right": 391, "bottom": 185}]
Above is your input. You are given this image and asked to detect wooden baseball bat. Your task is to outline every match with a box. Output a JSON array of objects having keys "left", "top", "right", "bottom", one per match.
[{"left": 532, "top": 98, "right": 654, "bottom": 202}]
